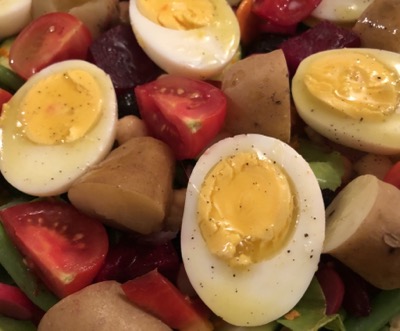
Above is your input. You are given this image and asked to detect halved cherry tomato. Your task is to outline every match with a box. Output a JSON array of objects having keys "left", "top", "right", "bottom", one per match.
[
  {"left": 9, "top": 12, "right": 92, "bottom": 80},
  {"left": 0, "top": 200, "right": 108, "bottom": 298},
  {"left": 0, "top": 88, "right": 12, "bottom": 114},
  {"left": 252, "top": 0, "right": 322, "bottom": 26},
  {"left": 383, "top": 161, "right": 400, "bottom": 189},
  {"left": 135, "top": 75, "right": 227, "bottom": 160},
  {"left": 122, "top": 269, "right": 213, "bottom": 331}
]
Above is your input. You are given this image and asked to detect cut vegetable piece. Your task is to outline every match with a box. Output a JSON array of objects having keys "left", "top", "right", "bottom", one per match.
[
  {"left": 221, "top": 50, "right": 291, "bottom": 143},
  {"left": 0, "top": 315, "right": 37, "bottom": 331},
  {"left": 323, "top": 174, "right": 400, "bottom": 289},
  {"left": 38, "top": 281, "right": 172, "bottom": 331},
  {"left": 68, "top": 136, "right": 175, "bottom": 234},
  {"left": 0, "top": 199, "right": 109, "bottom": 298},
  {"left": 0, "top": 222, "right": 59, "bottom": 311},
  {"left": 0, "top": 282, "right": 42, "bottom": 320}
]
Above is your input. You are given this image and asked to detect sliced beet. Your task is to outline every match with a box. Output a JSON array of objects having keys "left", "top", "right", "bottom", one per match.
[
  {"left": 316, "top": 265, "right": 345, "bottom": 315},
  {"left": 95, "top": 235, "right": 180, "bottom": 284},
  {"left": 279, "top": 20, "right": 361, "bottom": 76},
  {"left": 88, "top": 24, "right": 163, "bottom": 91}
]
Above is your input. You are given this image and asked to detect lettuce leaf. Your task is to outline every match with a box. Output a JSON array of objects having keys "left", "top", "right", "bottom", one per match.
[{"left": 297, "top": 140, "right": 344, "bottom": 191}]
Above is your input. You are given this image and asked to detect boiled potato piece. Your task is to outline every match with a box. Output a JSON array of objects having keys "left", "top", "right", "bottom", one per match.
[
  {"left": 31, "top": 0, "right": 119, "bottom": 38},
  {"left": 353, "top": 0, "right": 400, "bottom": 53},
  {"left": 221, "top": 50, "right": 291, "bottom": 143},
  {"left": 68, "top": 136, "right": 175, "bottom": 234},
  {"left": 324, "top": 174, "right": 400, "bottom": 289},
  {"left": 38, "top": 281, "right": 171, "bottom": 331}
]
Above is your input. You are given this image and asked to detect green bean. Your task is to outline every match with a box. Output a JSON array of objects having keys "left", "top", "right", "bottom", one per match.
[
  {"left": 0, "top": 222, "right": 59, "bottom": 311},
  {"left": 0, "top": 64, "right": 25, "bottom": 93},
  {"left": 0, "top": 315, "right": 37, "bottom": 331},
  {"left": 344, "top": 289, "right": 400, "bottom": 331}
]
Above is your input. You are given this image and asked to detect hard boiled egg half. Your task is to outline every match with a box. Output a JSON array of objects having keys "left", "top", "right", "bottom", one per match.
[
  {"left": 129, "top": 0, "right": 240, "bottom": 80},
  {"left": 309, "top": 0, "right": 373, "bottom": 26},
  {"left": 0, "top": 60, "right": 118, "bottom": 197},
  {"left": 0, "top": 0, "right": 32, "bottom": 39},
  {"left": 181, "top": 134, "right": 325, "bottom": 326},
  {"left": 292, "top": 48, "right": 400, "bottom": 155}
]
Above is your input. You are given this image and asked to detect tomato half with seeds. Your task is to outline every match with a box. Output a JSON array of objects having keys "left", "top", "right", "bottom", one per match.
[
  {"left": 252, "top": 0, "right": 322, "bottom": 26},
  {"left": 9, "top": 12, "right": 92, "bottom": 79},
  {"left": 0, "top": 200, "right": 108, "bottom": 298},
  {"left": 135, "top": 75, "right": 227, "bottom": 160}
]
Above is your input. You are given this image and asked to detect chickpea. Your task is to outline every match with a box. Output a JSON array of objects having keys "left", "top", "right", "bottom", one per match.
[{"left": 116, "top": 115, "right": 148, "bottom": 145}]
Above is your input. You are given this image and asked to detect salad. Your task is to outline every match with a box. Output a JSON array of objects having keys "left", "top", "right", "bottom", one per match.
[{"left": 0, "top": 0, "right": 400, "bottom": 330}]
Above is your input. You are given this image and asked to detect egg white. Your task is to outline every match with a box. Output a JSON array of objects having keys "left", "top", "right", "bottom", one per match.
[
  {"left": 310, "top": 0, "right": 373, "bottom": 25},
  {"left": 129, "top": 0, "right": 240, "bottom": 80},
  {"left": 292, "top": 48, "right": 400, "bottom": 155},
  {"left": 0, "top": 60, "right": 118, "bottom": 197},
  {"left": 181, "top": 134, "right": 325, "bottom": 326},
  {"left": 0, "top": 0, "right": 32, "bottom": 39}
]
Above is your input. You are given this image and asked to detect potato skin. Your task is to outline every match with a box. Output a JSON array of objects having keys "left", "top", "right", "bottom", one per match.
[
  {"left": 221, "top": 50, "right": 291, "bottom": 143},
  {"left": 38, "top": 281, "right": 172, "bottom": 331},
  {"left": 353, "top": 0, "right": 400, "bottom": 53},
  {"left": 68, "top": 136, "right": 175, "bottom": 234},
  {"left": 325, "top": 175, "right": 400, "bottom": 290}
]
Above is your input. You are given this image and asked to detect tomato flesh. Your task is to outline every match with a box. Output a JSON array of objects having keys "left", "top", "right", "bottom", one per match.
[
  {"left": 0, "top": 88, "right": 12, "bottom": 114},
  {"left": 0, "top": 200, "right": 108, "bottom": 298},
  {"left": 384, "top": 161, "right": 400, "bottom": 189},
  {"left": 252, "top": 0, "right": 322, "bottom": 26},
  {"left": 9, "top": 12, "right": 92, "bottom": 79},
  {"left": 135, "top": 75, "right": 227, "bottom": 160},
  {"left": 122, "top": 269, "right": 213, "bottom": 330}
]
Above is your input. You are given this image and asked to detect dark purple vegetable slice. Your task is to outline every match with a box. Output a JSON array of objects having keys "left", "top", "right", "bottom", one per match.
[
  {"left": 88, "top": 24, "right": 163, "bottom": 91},
  {"left": 279, "top": 20, "right": 361, "bottom": 76}
]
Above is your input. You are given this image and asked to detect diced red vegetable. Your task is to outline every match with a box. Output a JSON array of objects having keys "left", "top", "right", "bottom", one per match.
[
  {"left": 9, "top": 12, "right": 92, "bottom": 80},
  {"left": 0, "top": 88, "right": 12, "bottom": 114},
  {"left": 135, "top": 74, "right": 227, "bottom": 160},
  {"left": 279, "top": 20, "right": 361, "bottom": 75},
  {"left": 0, "top": 199, "right": 109, "bottom": 298},
  {"left": 316, "top": 265, "right": 345, "bottom": 315},
  {"left": 95, "top": 236, "right": 180, "bottom": 284},
  {"left": 252, "top": 0, "right": 322, "bottom": 27},
  {"left": 0, "top": 282, "right": 43, "bottom": 321},
  {"left": 88, "top": 24, "right": 163, "bottom": 91},
  {"left": 122, "top": 269, "right": 213, "bottom": 331},
  {"left": 383, "top": 161, "right": 400, "bottom": 189}
]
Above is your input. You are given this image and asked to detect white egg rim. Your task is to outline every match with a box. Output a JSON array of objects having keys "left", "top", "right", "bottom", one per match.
[
  {"left": 0, "top": 0, "right": 32, "bottom": 39},
  {"left": 129, "top": 0, "right": 240, "bottom": 79},
  {"left": 0, "top": 59, "right": 118, "bottom": 196},
  {"left": 292, "top": 48, "right": 400, "bottom": 155},
  {"left": 181, "top": 134, "right": 325, "bottom": 326}
]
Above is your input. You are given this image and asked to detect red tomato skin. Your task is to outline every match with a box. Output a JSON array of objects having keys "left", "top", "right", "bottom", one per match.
[
  {"left": 122, "top": 269, "right": 213, "bottom": 330},
  {"left": 0, "top": 200, "right": 109, "bottom": 298},
  {"left": 383, "top": 161, "right": 400, "bottom": 189},
  {"left": 252, "top": 0, "right": 322, "bottom": 26},
  {"left": 9, "top": 12, "right": 92, "bottom": 80},
  {"left": 135, "top": 75, "right": 227, "bottom": 160},
  {"left": 0, "top": 88, "right": 12, "bottom": 114}
]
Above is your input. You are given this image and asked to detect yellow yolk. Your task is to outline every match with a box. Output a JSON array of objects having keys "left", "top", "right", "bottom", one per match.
[
  {"left": 197, "top": 152, "right": 297, "bottom": 268},
  {"left": 304, "top": 52, "right": 400, "bottom": 120},
  {"left": 137, "top": 0, "right": 214, "bottom": 30},
  {"left": 18, "top": 69, "right": 102, "bottom": 145}
]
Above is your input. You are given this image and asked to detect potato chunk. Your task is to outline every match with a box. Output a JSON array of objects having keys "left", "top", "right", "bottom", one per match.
[{"left": 68, "top": 136, "right": 175, "bottom": 234}]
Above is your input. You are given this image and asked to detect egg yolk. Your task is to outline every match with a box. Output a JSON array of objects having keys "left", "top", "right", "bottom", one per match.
[
  {"left": 18, "top": 69, "right": 102, "bottom": 145},
  {"left": 137, "top": 0, "right": 214, "bottom": 30},
  {"left": 197, "top": 152, "right": 297, "bottom": 268},
  {"left": 304, "top": 51, "right": 400, "bottom": 120}
]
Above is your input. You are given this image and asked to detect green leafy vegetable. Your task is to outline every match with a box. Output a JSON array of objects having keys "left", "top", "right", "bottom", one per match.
[
  {"left": 0, "top": 64, "right": 25, "bottom": 93},
  {"left": 298, "top": 139, "right": 344, "bottom": 191},
  {"left": 277, "top": 278, "right": 345, "bottom": 331},
  {"left": 0, "top": 315, "right": 37, "bottom": 331}
]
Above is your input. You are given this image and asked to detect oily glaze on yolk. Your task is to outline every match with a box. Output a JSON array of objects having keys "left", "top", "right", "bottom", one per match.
[
  {"left": 304, "top": 52, "right": 400, "bottom": 120},
  {"left": 18, "top": 70, "right": 102, "bottom": 145},
  {"left": 197, "top": 151, "right": 297, "bottom": 268},
  {"left": 137, "top": 0, "right": 214, "bottom": 30}
]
